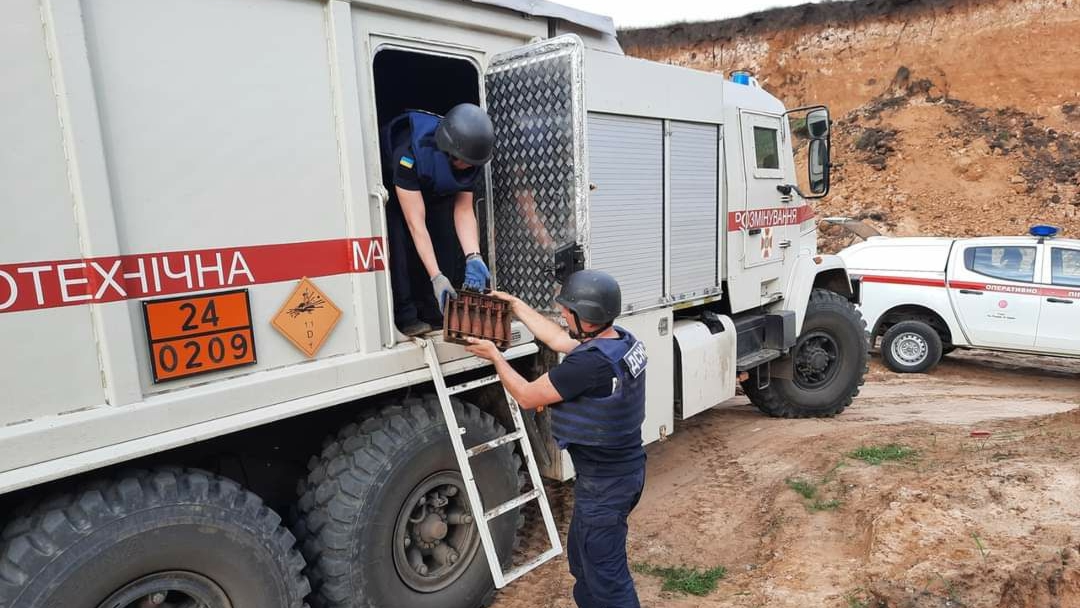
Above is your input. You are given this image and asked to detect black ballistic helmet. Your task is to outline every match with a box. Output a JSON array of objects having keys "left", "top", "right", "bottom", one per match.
[
  {"left": 435, "top": 103, "right": 495, "bottom": 166},
  {"left": 555, "top": 270, "right": 622, "bottom": 334}
]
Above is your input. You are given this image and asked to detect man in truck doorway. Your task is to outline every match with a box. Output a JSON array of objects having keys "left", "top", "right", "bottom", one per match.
[
  {"left": 380, "top": 103, "right": 495, "bottom": 336},
  {"left": 465, "top": 270, "right": 648, "bottom": 608}
]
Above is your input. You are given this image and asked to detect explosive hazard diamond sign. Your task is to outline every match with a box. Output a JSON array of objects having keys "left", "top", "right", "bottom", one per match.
[{"left": 272, "top": 277, "right": 341, "bottom": 358}]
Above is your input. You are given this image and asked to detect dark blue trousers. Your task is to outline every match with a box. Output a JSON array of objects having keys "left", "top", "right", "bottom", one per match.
[
  {"left": 567, "top": 466, "right": 646, "bottom": 608},
  {"left": 386, "top": 196, "right": 463, "bottom": 328}
]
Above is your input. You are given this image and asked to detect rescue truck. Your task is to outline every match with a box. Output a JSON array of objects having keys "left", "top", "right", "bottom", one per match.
[
  {"left": 0, "top": 1, "right": 866, "bottom": 606},
  {"left": 840, "top": 226, "right": 1080, "bottom": 373}
]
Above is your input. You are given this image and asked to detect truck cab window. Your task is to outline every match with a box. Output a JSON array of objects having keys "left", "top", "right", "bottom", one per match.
[
  {"left": 964, "top": 246, "right": 1036, "bottom": 283},
  {"left": 1051, "top": 248, "right": 1080, "bottom": 287},
  {"left": 753, "top": 126, "right": 780, "bottom": 169}
]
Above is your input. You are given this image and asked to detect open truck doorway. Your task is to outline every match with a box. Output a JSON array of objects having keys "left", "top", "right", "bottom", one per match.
[
  {"left": 373, "top": 48, "right": 481, "bottom": 129},
  {"left": 372, "top": 48, "right": 486, "bottom": 337}
]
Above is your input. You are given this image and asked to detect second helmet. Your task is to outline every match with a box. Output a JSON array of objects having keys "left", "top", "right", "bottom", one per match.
[{"left": 555, "top": 270, "right": 622, "bottom": 326}]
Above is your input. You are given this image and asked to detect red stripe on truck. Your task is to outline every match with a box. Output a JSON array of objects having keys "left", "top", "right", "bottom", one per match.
[
  {"left": 0, "top": 237, "right": 385, "bottom": 314},
  {"left": 859, "top": 275, "right": 947, "bottom": 288},
  {"left": 727, "top": 204, "right": 815, "bottom": 231},
  {"left": 948, "top": 280, "right": 1080, "bottom": 299},
  {"left": 858, "top": 275, "right": 1080, "bottom": 299}
]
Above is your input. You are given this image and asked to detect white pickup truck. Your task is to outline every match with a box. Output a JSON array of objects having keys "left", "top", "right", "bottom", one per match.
[{"left": 838, "top": 226, "right": 1080, "bottom": 372}]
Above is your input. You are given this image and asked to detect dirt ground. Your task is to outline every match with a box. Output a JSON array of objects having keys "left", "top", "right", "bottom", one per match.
[{"left": 495, "top": 351, "right": 1080, "bottom": 608}]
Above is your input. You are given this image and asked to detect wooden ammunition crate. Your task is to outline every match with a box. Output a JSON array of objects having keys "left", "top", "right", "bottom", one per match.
[{"left": 443, "top": 291, "right": 513, "bottom": 350}]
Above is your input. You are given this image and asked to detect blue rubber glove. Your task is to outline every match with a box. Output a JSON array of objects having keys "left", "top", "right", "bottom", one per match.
[{"left": 463, "top": 254, "right": 491, "bottom": 291}]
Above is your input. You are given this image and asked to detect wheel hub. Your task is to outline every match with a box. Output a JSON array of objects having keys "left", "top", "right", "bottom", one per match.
[
  {"left": 97, "top": 571, "right": 231, "bottom": 608},
  {"left": 892, "top": 332, "right": 928, "bottom": 365},
  {"left": 418, "top": 512, "right": 449, "bottom": 543},
  {"left": 793, "top": 331, "right": 841, "bottom": 389},
  {"left": 393, "top": 471, "right": 480, "bottom": 592},
  {"left": 805, "top": 347, "right": 830, "bottom": 372}
]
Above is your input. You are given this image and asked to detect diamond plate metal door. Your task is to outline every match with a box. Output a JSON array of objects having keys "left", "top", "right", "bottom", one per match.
[{"left": 485, "top": 35, "right": 587, "bottom": 312}]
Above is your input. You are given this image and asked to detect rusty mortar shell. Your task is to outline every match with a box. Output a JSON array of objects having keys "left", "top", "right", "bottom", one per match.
[
  {"left": 446, "top": 297, "right": 458, "bottom": 337},
  {"left": 493, "top": 306, "right": 504, "bottom": 347},
  {"left": 481, "top": 301, "right": 494, "bottom": 339},
  {"left": 460, "top": 297, "right": 472, "bottom": 335},
  {"left": 470, "top": 297, "right": 480, "bottom": 335}
]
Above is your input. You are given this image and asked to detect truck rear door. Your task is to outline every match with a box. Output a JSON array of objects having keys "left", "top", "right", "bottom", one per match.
[
  {"left": 1036, "top": 243, "right": 1080, "bottom": 355},
  {"left": 947, "top": 240, "right": 1043, "bottom": 350},
  {"left": 485, "top": 35, "right": 588, "bottom": 313}
]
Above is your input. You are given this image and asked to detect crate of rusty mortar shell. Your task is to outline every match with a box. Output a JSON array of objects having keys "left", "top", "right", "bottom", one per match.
[{"left": 443, "top": 290, "right": 514, "bottom": 350}]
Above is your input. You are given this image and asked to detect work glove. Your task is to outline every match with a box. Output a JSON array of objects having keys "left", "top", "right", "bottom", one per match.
[
  {"left": 431, "top": 273, "right": 458, "bottom": 313},
  {"left": 463, "top": 253, "right": 491, "bottom": 291}
]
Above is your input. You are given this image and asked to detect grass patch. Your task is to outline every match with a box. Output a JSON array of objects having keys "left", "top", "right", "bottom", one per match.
[
  {"left": 848, "top": 444, "right": 917, "bottom": 465},
  {"left": 921, "top": 573, "right": 961, "bottom": 604},
  {"left": 842, "top": 591, "right": 885, "bottom": 608},
  {"left": 972, "top": 532, "right": 990, "bottom": 562},
  {"left": 786, "top": 478, "right": 818, "bottom": 500},
  {"left": 632, "top": 563, "right": 726, "bottom": 596},
  {"left": 786, "top": 463, "right": 847, "bottom": 512},
  {"left": 845, "top": 588, "right": 884, "bottom": 608},
  {"left": 810, "top": 499, "right": 843, "bottom": 512}
]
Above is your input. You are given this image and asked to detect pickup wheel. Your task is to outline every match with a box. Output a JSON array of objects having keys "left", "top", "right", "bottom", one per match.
[
  {"left": 294, "top": 395, "right": 522, "bottom": 608},
  {"left": 0, "top": 469, "right": 310, "bottom": 608},
  {"left": 742, "top": 289, "right": 868, "bottom": 418},
  {"left": 881, "top": 320, "right": 943, "bottom": 373}
]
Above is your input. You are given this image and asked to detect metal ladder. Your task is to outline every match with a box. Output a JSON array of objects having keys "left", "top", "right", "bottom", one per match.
[{"left": 416, "top": 338, "right": 563, "bottom": 588}]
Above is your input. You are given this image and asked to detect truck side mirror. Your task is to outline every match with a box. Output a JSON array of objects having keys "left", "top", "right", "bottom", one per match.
[{"left": 784, "top": 105, "right": 832, "bottom": 199}]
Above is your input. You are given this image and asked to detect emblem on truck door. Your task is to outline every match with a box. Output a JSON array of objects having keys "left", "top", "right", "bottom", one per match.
[
  {"left": 142, "top": 289, "right": 257, "bottom": 382},
  {"left": 272, "top": 277, "right": 341, "bottom": 358}
]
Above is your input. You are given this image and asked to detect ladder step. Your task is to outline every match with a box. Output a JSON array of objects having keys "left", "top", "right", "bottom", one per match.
[
  {"left": 500, "top": 547, "right": 563, "bottom": 585},
  {"left": 414, "top": 337, "right": 561, "bottom": 589},
  {"left": 484, "top": 488, "right": 541, "bottom": 522},
  {"left": 465, "top": 430, "right": 525, "bottom": 459},
  {"left": 447, "top": 374, "right": 502, "bottom": 396}
]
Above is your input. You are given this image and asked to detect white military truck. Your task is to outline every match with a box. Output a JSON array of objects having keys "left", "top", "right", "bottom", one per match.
[
  {"left": 0, "top": 1, "right": 866, "bottom": 607},
  {"left": 840, "top": 226, "right": 1080, "bottom": 373}
]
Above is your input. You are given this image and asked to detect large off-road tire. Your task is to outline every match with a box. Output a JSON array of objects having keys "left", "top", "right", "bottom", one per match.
[
  {"left": 881, "top": 319, "right": 943, "bottom": 373},
  {"left": 0, "top": 468, "right": 310, "bottom": 608},
  {"left": 742, "top": 289, "right": 868, "bottom": 418},
  {"left": 295, "top": 396, "right": 522, "bottom": 608}
]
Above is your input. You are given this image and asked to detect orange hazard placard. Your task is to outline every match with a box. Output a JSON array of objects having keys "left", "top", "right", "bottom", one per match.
[
  {"left": 142, "top": 290, "right": 257, "bottom": 382},
  {"left": 272, "top": 277, "right": 341, "bottom": 358}
]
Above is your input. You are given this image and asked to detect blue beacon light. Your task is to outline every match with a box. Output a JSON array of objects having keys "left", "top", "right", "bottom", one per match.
[
  {"left": 730, "top": 70, "right": 752, "bottom": 85},
  {"left": 1029, "top": 225, "right": 1059, "bottom": 238}
]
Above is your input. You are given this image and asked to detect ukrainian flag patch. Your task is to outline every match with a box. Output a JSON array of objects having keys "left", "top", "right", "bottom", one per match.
[{"left": 399, "top": 156, "right": 415, "bottom": 169}]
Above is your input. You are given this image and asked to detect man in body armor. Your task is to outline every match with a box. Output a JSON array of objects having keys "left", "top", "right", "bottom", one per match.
[
  {"left": 465, "top": 270, "right": 647, "bottom": 608},
  {"left": 380, "top": 103, "right": 495, "bottom": 336}
]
